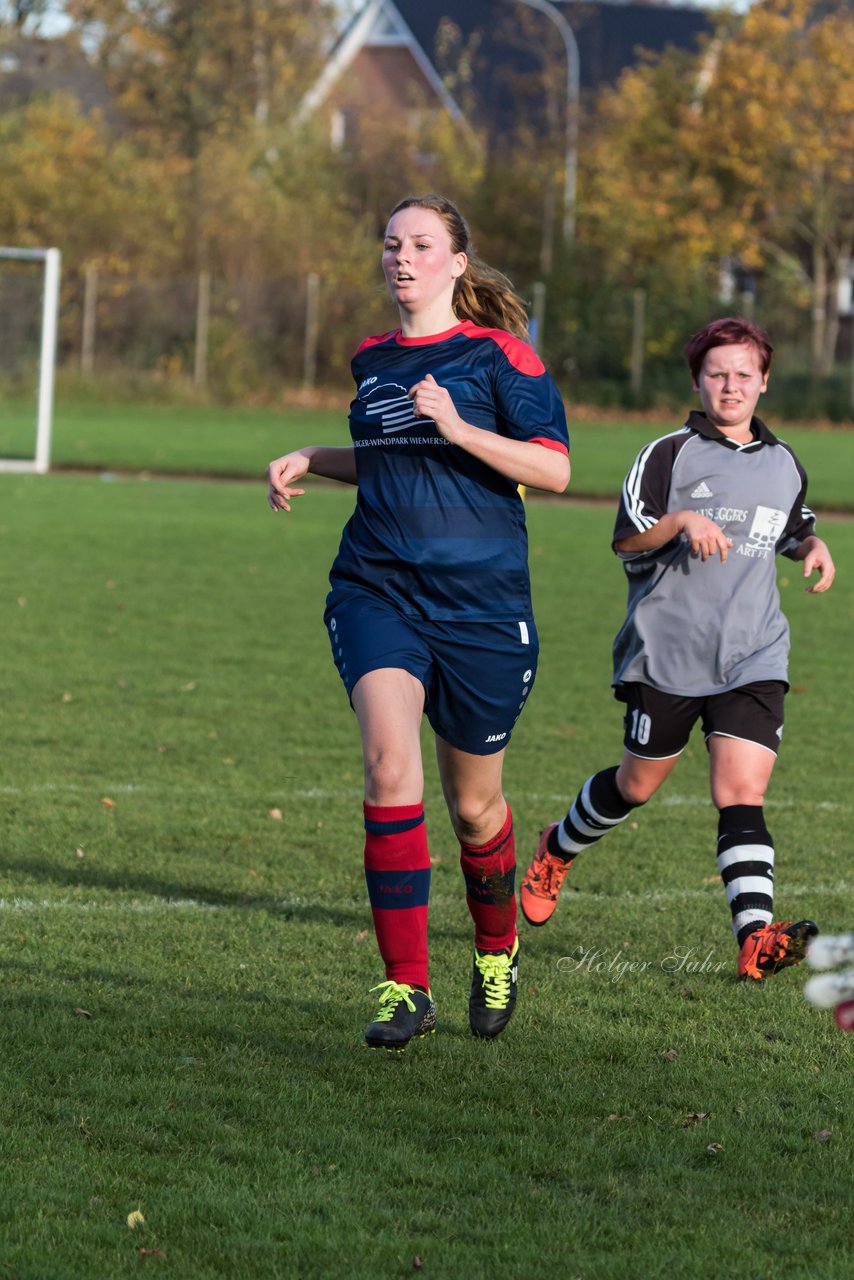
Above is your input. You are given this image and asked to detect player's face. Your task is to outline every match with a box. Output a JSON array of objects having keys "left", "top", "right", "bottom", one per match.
[
  {"left": 382, "top": 207, "right": 467, "bottom": 320},
  {"left": 693, "top": 342, "right": 768, "bottom": 438}
]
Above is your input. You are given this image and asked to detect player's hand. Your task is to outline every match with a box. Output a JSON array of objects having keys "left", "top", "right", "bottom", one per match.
[
  {"left": 679, "top": 511, "right": 733, "bottom": 562},
  {"left": 267, "top": 450, "right": 309, "bottom": 513},
  {"left": 800, "top": 537, "right": 835, "bottom": 594},
  {"left": 408, "top": 373, "right": 466, "bottom": 443}
]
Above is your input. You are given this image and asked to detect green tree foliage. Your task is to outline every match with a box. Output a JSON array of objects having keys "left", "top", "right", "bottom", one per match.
[
  {"left": 2, "top": 0, "right": 851, "bottom": 407},
  {"left": 0, "top": 95, "right": 139, "bottom": 257},
  {"left": 65, "top": 0, "right": 337, "bottom": 143},
  {"left": 580, "top": 0, "right": 854, "bottom": 378},
  {"left": 697, "top": 0, "right": 854, "bottom": 374}
]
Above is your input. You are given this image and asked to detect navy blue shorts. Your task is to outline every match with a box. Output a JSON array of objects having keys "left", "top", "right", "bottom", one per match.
[{"left": 324, "top": 588, "right": 539, "bottom": 755}]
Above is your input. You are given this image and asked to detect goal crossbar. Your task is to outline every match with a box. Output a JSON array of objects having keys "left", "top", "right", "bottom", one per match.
[{"left": 0, "top": 246, "right": 61, "bottom": 474}]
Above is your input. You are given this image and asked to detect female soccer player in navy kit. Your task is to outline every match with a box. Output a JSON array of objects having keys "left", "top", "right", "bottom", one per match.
[
  {"left": 267, "top": 194, "right": 570, "bottom": 1050},
  {"left": 521, "top": 317, "right": 835, "bottom": 981}
]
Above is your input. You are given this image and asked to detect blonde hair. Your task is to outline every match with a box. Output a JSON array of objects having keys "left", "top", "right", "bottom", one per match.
[{"left": 389, "top": 194, "right": 530, "bottom": 340}]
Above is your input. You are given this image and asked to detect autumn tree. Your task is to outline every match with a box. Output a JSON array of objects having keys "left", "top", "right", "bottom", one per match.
[
  {"left": 0, "top": 94, "right": 162, "bottom": 260},
  {"left": 697, "top": 0, "right": 854, "bottom": 374},
  {"left": 581, "top": 0, "right": 854, "bottom": 376},
  {"left": 62, "top": 0, "right": 338, "bottom": 273}
]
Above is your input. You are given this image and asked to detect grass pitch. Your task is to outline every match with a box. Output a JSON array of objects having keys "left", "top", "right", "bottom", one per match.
[
  {"left": 0, "top": 412, "right": 852, "bottom": 1278},
  {"left": 1, "top": 394, "right": 852, "bottom": 508}
]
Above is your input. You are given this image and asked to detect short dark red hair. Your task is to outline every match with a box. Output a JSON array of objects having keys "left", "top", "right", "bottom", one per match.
[{"left": 684, "top": 317, "right": 773, "bottom": 381}]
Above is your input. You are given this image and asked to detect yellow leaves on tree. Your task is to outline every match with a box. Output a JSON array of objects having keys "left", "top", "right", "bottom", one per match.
[{"left": 581, "top": 0, "right": 854, "bottom": 371}]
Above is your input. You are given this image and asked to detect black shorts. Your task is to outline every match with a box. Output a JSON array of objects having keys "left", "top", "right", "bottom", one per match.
[{"left": 617, "top": 681, "right": 786, "bottom": 759}]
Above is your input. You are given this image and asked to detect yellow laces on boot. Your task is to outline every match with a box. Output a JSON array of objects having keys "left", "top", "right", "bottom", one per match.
[
  {"left": 368, "top": 981, "right": 417, "bottom": 1022},
  {"left": 473, "top": 953, "right": 513, "bottom": 1009}
]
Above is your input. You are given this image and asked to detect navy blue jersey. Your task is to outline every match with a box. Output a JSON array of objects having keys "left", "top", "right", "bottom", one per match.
[{"left": 328, "top": 320, "right": 569, "bottom": 621}]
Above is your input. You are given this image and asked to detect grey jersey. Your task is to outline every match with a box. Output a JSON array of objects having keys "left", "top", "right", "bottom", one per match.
[{"left": 612, "top": 411, "right": 815, "bottom": 696}]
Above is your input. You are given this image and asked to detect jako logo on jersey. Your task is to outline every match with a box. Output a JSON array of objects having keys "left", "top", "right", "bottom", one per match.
[
  {"left": 378, "top": 884, "right": 413, "bottom": 895},
  {"left": 691, "top": 481, "right": 713, "bottom": 499},
  {"left": 485, "top": 732, "right": 507, "bottom": 743},
  {"left": 357, "top": 376, "right": 378, "bottom": 393},
  {"left": 361, "top": 382, "right": 434, "bottom": 433}
]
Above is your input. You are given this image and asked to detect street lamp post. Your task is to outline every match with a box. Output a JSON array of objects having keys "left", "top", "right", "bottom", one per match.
[{"left": 508, "top": 0, "right": 580, "bottom": 240}]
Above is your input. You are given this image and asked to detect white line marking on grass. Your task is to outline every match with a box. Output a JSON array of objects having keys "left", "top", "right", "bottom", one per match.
[
  {"left": 0, "top": 783, "right": 843, "bottom": 812},
  {"left": 0, "top": 783, "right": 146, "bottom": 795},
  {"left": 0, "top": 897, "right": 225, "bottom": 913},
  {"left": 1, "top": 881, "right": 851, "bottom": 916}
]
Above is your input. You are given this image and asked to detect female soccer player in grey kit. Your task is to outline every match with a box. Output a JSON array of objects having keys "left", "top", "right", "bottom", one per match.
[
  {"left": 268, "top": 195, "right": 569, "bottom": 1050},
  {"left": 521, "top": 317, "right": 835, "bottom": 980}
]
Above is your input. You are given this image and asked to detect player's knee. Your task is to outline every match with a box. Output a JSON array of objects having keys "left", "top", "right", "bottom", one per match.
[
  {"left": 712, "top": 785, "right": 767, "bottom": 809},
  {"left": 363, "top": 748, "right": 416, "bottom": 803},
  {"left": 449, "top": 792, "right": 504, "bottom": 845},
  {"left": 615, "top": 775, "right": 654, "bottom": 807}
]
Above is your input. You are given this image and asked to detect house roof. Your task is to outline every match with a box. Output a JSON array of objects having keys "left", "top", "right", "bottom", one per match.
[
  {"left": 0, "top": 34, "right": 122, "bottom": 126},
  {"left": 299, "top": 0, "right": 712, "bottom": 135}
]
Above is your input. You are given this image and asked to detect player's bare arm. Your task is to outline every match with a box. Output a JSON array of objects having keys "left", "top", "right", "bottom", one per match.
[
  {"left": 408, "top": 373, "right": 570, "bottom": 494},
  {"left": 267, "top": 445, "right": 358, "bottom": 513},
  {"left": 792, "top": 535, "right": 835, "bottom": 594},
  {"left": 616, "top": 509, "right": 733, "bottom": 561}
]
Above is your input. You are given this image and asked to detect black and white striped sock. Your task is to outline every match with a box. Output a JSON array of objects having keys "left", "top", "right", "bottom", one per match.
[
  {"left": 547, "top": 767, "right": 638, "bottom": 863},
  {"left": 716, "top": 804, "right": 774, "bottom": 945}
]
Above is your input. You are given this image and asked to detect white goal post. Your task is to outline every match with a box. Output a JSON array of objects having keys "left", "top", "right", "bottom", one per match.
[{"left": 0, "top": 246, "right": 61, "bottom": 474}]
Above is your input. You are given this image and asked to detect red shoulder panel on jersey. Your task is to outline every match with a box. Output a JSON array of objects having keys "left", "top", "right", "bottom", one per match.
[
  {"left": 458, "top": 320, "right": 546, "bottom": 376},
  {"left": 353, "top": 329, "right": 399, "bottom": 357}
]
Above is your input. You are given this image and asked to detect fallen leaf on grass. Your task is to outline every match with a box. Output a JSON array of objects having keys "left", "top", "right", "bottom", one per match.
[
  {"left": 701, "top": 875, "right": 720, "bottom": 885},
  {"left": 413, "top": 1259, "right": 423, "bottom": 1272},
  {"left": 682, "top": 1112, "right": 710, "bottom": 1127},
  {"left": 17, "top": 597, "right": 27, "bottom": 607},
  {"left": 813, "top": 1129, "right": 833, "bottom": 1143},
  {"left": 127, "top": 1210, "right": 145, "bottom": 1229},
  {"left": 607, "top": 1114, "right": 633, "bottom": 1121},
  {"left": 101, "top": 797, "right": 115, "bottom": 809},
  {"left": 791, "top": 685, "right": 807, "bottom": 695},
  {"left": 139, "top": 1249, "right": 165, "bottom": 1260},
  {"left": 73, "top": 1008, "right": 93, "bottom": 1018},
  {"left": 706, "top": 1142, "right": 724, "bottom": 1156},
  {"left": 180, "top": 681, "right": 197, "bottom": 692},
  {"left": 663, "top": 1049, "right": 679, "bottom": 1061},
  {"left": 75, "top": 847, "right": 85, "bottom": 859},
  {"left": 268, "top": 808, "right": 282, "bottom": 820},
  {"left": 355, "top": 930, "right": 370, "bottom": 941},
  {"left": 62, "top": 692, "right": 73, "bottom": 703}
]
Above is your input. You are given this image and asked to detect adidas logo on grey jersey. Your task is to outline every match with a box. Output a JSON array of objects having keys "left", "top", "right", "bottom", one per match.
[{"left": 691, "top": 481, "right": 713, "bottom": 499}]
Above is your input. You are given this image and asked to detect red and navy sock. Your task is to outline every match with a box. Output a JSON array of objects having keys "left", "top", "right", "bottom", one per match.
[
  {"left": 459, "top": 806, "right": 517, "bottom": 954},
  {"left": 363, "top": 802, "right": 431, "bottom": 990}
]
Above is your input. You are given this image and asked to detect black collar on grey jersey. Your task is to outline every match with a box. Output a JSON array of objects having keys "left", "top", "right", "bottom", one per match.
[{"left": 684, "top": 410, "right": 780, "bottom": 450}]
